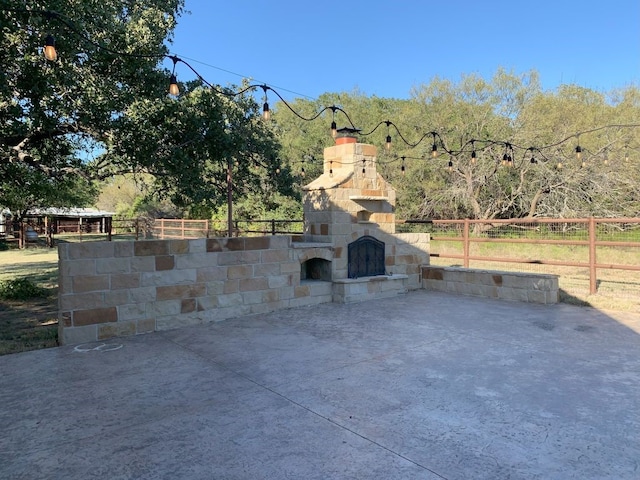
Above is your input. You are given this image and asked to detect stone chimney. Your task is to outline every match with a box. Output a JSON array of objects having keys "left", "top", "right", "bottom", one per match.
[{"left": 302, "top": 136, "right": 396, "bottom": 244}]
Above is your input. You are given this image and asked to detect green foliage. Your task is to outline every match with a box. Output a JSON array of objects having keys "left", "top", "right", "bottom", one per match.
[
  {"left": 1, "top": 0, "right": 183, "bottom": 214},
  {"left": 0, "top": 278, "right": 47, "bottom": 300},
  {"left": 273, "top": 71, "right": 640, "bottom": 221}
]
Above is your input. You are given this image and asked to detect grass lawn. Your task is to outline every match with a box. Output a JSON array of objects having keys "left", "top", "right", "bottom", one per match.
[
  {"left": 0, "top": 246, "right": 59, "bottom": 355},
  {"left": 0, "top": 237, "right": 637, "bottom": 356}
]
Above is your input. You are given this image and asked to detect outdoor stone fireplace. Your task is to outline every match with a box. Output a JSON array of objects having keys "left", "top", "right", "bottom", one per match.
[{"left": 297, "top": 130, "right": 430, "bottom": 302}]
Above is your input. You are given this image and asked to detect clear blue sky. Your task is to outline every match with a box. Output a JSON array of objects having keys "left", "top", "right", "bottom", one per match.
[{"left": 166, "top": 0, "right": 640, "bottom": 101}]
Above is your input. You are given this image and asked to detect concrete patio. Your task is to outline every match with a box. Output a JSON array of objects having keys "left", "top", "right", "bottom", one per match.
[{"left": 1, "top": 290, "right": 639, "bottom": 479}]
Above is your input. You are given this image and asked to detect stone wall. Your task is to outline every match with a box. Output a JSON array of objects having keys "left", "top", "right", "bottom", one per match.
[
  {"left": 422, "top": 266, "right": 559, "bottom": 304},
  {"left": 58, "top": 236, "right": 334, "bottom": 345}
]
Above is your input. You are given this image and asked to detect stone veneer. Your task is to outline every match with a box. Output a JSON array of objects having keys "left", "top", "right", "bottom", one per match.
[
  {"left": 422, "top": 266, "right": 559, "bottom": 304},
  {"left": 58, "top": 236, "right": 335, "bottom": 345},
  {"left": 58, "top": 136, "right": 432, "bottom": 344}
]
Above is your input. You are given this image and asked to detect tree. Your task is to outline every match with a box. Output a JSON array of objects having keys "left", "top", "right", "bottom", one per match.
[
  {"left": 1, "top": 1, "right": 290, "bottom": 222},
  {"left": 1, "top": 0, "right": 184, "bottom": 216}
]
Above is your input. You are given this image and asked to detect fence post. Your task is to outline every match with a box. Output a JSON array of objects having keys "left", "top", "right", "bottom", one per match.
[
  {"left": 271, "top": 219, "right": 276, "bottom": 235},
  {"left": 463, "top": 218, "right": 470, "bottom": 268},
  {"left": 589, "top": 217, "right": 597, "bottom": 294}
]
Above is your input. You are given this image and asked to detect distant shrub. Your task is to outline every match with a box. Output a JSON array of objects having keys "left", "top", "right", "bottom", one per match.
[{"left": 0, "top": 278, "right": 47, "bottom": 300}]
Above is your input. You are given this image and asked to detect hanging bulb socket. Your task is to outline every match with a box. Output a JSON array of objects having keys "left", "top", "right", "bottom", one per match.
[
  {"left": 385, "top": 134, "right": 392, "bottom": 153},
  {"left": 330, "top": 120, "right": 337, "bottom": 138},
  {"left": 169, "top": 74, "right": 179, "bottom": 96},
  {"left": 431, "top": 133, "right": 438, "bottom": 158},
  {"left": 447, "top": 159, "right": 453, "bottom": 172},
  {"left": 471, "top": 150, "right": 477, "bottom": 164},
  {"left": 263, "top": 102, "right": 271, "bottom": 121},
  {"left": 44, "top": 34, "right": 57, "bottom": 61},
  {"left": 575, "top": 145, "right": 582, "bottom": 160}
]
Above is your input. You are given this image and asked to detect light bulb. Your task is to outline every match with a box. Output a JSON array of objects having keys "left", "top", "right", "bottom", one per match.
[
  {"left": 44, "top": 35, "right": 57, "bottom": 61},
  {"left": 169, "top": 75, "right": 179, "bottom": 96}
]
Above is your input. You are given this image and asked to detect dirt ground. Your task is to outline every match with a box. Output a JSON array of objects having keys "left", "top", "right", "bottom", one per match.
[
  {"left": 0, "top": 295, "right": 58, "bottom": 355},
  {"left": 0, "top": 248, "right": 59, "bottom": 355}
]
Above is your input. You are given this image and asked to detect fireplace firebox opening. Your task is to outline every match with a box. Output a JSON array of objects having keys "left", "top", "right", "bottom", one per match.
[
  {"left": 301, "top": 258, "right": 332, "bottom": 281},
  {"left": 348, "top": 235, "right": 385, "bottom": 279}
]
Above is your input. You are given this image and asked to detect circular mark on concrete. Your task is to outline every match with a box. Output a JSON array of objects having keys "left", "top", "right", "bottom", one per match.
[{"left": 73, "top": 342, "right": 124, "bottom": 353}]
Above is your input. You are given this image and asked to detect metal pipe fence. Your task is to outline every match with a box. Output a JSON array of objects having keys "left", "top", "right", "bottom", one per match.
[{"left": 398, "top": 217, "right": 640, "bottom": 295}]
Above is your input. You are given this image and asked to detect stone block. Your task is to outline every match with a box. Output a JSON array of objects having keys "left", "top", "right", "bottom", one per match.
[
  {"left": 136, "top": 318, "right": 156, "bottom": 334},
  {"left": 128, "top": 287, "right": 156, "bottom": 303},
  {"left": 114, "top": 242, "right": 134, "bottom": 257},
  {"left": 214, "top": 305, "right": 251, "bottom": 321},
  {"left": 169, "top": 239, "right": 190, "bottom": 254},
  {"left": 181, "top": 298, "right": 197, "bottom": 313},
  {"left": 104, "top": 289, "right": 130, "bottom": 307},
  {"left": 239, "top": 277, "right": 269, "bottom": 292},
  {"left": 217, "top": 293, "right": 243, "bottom": 308},
  {"left": 241, "top": 290, "right": 264, "bottom": 305},
  {"left": 217, "top": 250, "right": 261, "bottom": 266},
  {"left": 197, "top": 266, "right": 228, "bottom": 282},
  {"left": 134, "top": 240, "right": 169, "bottom": 256},
  {"left": 197, "top": 295, "right": 218, "bottom": 311},
  {"left": 223, "top": 280, "right": 239, "bottom": 294},
  {"left": 60, "top": 292, "right": 104, "bottom": 311},
  {"left": 262, "top": 290, "right": 279, "bottom": 303},
  {"left": 111, "top": 273, "right": 141, "bottom": 290},
  {"left": 146, "top": 300, "right": 181, "bottom": 317},
  {"left": 96, "top": 257, "right": 131, "bottom": 275},
  {"left": 278, "top": 286, "right": 295, "bottom": 300},
  {"left": 206, "top": 238, "right": 223, "bottom": 252},
  {"left": 227, "top": 265, "right": 252, "bottom": 280},
  {"left": 280, "top": 261, "right": 300, "bottom": 274},
  {"left": 244, "top": 237, "right": 271, "bottom": 250},
  {"left": 69, "top": 242, "right": 115, "bottom": 259},
  {"left": 156, "top": 283, "right": 206, "bottom": 301},
  {"left": 61, "top": 325, "right": 97, "bottom": 345},
  {"left": 268, "top": 236, "right": 290, "bottom": 249},
  {"left": 98, "top": 321, "right": 136, "bottom": 340},
  {"left": 261, "top": 249, "right": 291, "bottom": 263},
  {"left": 62, "top": 259, "right": 97, "bottom": 278},
  {"left": 118, "top": 303, "right": 147, "bottom": 321},
  {"left": 73, "top": 307, "right": 118, "bottom": 326},
  {"left": 130, "top": 256, "right": 156, "bottom": 272},
  {"left": 254, "top": 263, "right": 281, "bottom": 277},
  {"left": 141, "top": 269, "right": 196, "bottom": 287},
  {"left": 268, "top": 275, "right": 290, "bottom": 289},
  {"left": 155, "top": 255, "right": 175, "bottom": 271},
  {"left": 72, "top": 275, "right": 109, "bottom": 293},
  {"left": 295, "top": 285, "right": 310, "bottom": 298},
  {"left": 176, "top": 253, "right": 216, "bottom": 270}
]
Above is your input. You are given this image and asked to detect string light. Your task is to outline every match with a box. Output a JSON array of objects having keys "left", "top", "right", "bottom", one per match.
[
  {"left": 9, "top": 7, "right": 638, "bottom": 176},
  {"left": 43, "top": 34, "right": 57, "bottom": 61},
  {"left": 447, "top": 159, "right": 453, "bottom": 172},
  {"left": 261, "top": 85, "right": 271, "bottom": 121},
  {"left": 401, "top": 156, "right": 406, "bottom": 175},
  {"left": 330, "top": 106, "right": 338, "bottom": 138},
  {"left": 168, "top": 55, "right": 179, "bottom": 96},
  {"left": 385, "top": 121, "right": 392, "bottom": 153}
]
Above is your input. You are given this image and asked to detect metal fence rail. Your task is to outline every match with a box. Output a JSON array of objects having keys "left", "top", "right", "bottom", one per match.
[{"left": 398, "top": 217, "right": 640, "bottom": 295}]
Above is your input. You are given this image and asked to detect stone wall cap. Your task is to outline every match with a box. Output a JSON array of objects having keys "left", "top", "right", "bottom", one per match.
[
  {"left": 291, "top": 242, "right": 334, "bottom": 249},
  {"left": 333, "top": 274, "right": 408, "bottom": 284},
  {"left": 349, "top": 195, "right": 389, "bottom": 201}
]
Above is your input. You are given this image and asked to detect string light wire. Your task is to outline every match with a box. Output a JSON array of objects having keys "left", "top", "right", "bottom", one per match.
[{"left": 8, "top": 6, "right": 640, "bottom": 170}]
